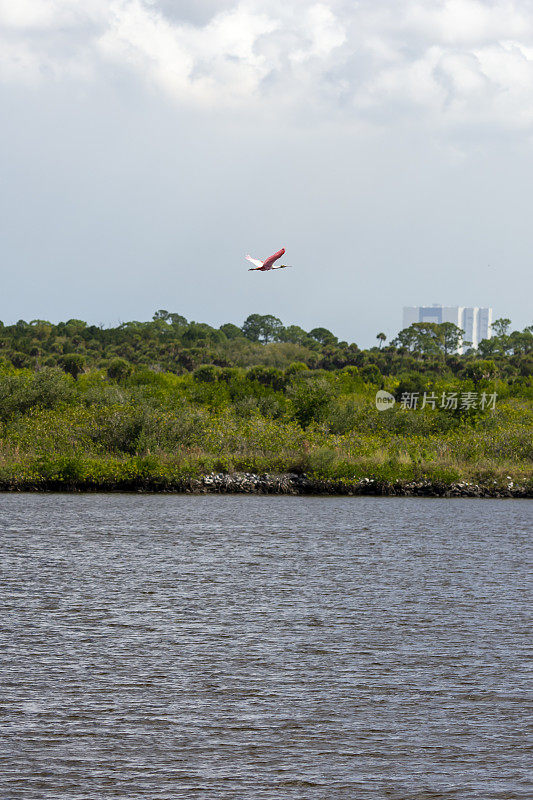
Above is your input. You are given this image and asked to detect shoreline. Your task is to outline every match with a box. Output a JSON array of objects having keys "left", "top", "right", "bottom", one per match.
[{"left": 0, "top": 472, "right": 530, "bottom": 498}]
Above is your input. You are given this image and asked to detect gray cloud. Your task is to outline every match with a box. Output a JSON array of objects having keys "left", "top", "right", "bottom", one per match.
[{"left": 1, "top": 0, "right": 533, "bottom": 134}]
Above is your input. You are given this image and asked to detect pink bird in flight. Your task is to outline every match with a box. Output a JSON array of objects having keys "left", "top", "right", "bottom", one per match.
[{"left": 245, "top": 247, "right": 292, "bottom": 272}]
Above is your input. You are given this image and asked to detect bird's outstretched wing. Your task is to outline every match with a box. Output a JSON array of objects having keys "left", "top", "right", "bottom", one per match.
[
  {"left": 245, "top": 255, "right": 263, "bottom": 268},
  {"left": 261, "top": 248, "right": 285, "bottom": 269}
]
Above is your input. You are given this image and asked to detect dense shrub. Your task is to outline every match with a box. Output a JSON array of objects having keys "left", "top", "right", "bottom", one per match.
[
  {"left": 107, "top": 358, "right": 133, "bottom": 382},
  {"left": 0, "top": 311, "right": 530, "bottom": 488}
]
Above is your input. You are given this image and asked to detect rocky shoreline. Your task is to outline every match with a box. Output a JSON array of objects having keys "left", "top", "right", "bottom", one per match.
[
  {"left": 180, "top": 472, "right": 531, "bottom": 498},
  {"left": 1, "top": 472, "right": 531, "bottom": 498}
]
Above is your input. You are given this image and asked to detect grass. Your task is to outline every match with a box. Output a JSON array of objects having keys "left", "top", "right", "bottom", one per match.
[{"left": 0, "top": 366, "right": 531, "bottom": 493}]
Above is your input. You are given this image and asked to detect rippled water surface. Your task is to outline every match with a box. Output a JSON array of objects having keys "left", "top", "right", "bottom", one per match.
[{"left": 1, "top": 494, "right": 531, "bottom": 799}]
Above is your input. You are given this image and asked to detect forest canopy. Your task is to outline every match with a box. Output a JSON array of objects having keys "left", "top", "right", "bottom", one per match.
[
  {"left": 0, "top": 312, "right": 531, "bottom": 380},
  {"left": 0, "top": 311, "right": 530, "bottom": 492}
]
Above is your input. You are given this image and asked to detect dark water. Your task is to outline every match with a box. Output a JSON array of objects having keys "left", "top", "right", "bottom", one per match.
[{"left": 1, "top": 495, "right": 531, "bottom": 800}]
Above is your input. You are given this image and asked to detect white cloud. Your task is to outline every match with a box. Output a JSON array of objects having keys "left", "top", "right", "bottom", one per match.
[
  {"left": 405, "top": 0, "right": 532, "bottom": 43},
  {"left": 289, "top": 4, "right": 346, "bottom": 63},
  {"left": 0, "top": 0, "right": 107, "bottom": 29},
  {"left": 1, "top": 0, "right": 533, "bottom": 133},
  {"left": 98, "top": 1, "right": 279, "bottom": 104}
]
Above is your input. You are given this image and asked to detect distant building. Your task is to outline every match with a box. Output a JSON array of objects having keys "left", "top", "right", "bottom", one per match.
[{"left": 402, "top": 305, "right": 492, "bottom": 353}]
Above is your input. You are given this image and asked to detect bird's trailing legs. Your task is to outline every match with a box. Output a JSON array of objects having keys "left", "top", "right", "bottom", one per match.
[{"left": 248, "top": 265, "right": 292, "bottom": 271}]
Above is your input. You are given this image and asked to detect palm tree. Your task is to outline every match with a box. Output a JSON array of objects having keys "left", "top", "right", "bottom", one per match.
[{"left": 376, "top": 332, "right": 386, "bottom": 349}]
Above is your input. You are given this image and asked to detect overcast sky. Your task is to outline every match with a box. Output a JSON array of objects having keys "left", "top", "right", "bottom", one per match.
[{"left": 1, "top": 0, "right": 532, "bottom": 346}]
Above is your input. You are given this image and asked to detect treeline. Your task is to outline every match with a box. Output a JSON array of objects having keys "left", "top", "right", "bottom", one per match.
[
  {"left": 0, "top": 311, "right": 531, "bottom": 490},
  {"left": 0, "top": 311, "right": 531, "bottom": 382}
]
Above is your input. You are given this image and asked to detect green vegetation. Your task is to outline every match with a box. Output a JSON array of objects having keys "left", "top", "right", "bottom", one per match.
[{"left": 0, "top": 313, "right": 531, "bottom": 491}]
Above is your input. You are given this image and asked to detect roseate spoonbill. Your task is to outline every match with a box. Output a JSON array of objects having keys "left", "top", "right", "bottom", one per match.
[{"left": 245, "top": 247, "right": 292, "bottom": 271}]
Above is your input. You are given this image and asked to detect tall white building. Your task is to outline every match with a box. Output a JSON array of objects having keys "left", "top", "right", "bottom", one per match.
[{"left": 402, "top": 305, "right": 492, "bottom": 353}]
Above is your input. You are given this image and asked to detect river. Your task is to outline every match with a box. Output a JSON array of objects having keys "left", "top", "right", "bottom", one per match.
[{"left": 1, "top": 494, "right": 531, "bottom": 799}]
